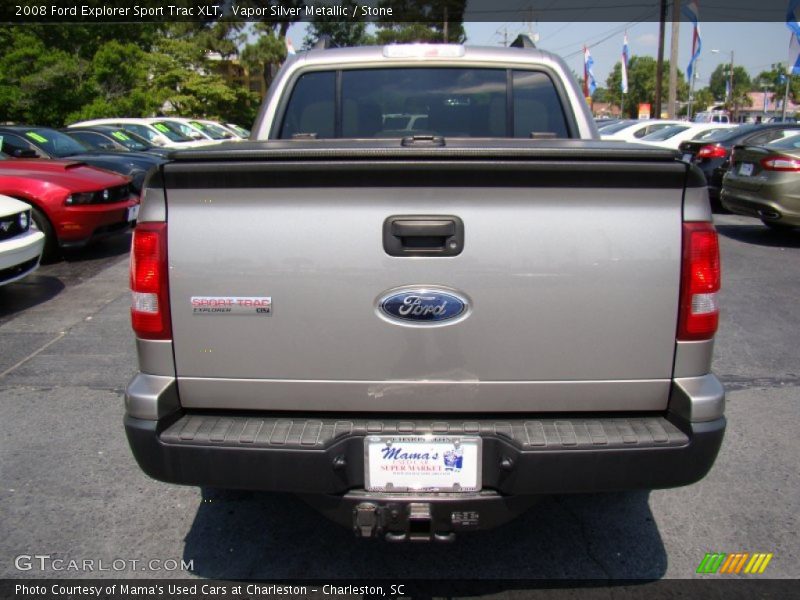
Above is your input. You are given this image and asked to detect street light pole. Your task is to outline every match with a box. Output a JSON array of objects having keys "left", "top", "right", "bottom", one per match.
[
  {"left": 712, "top": 49, "right": 735, "bottom": 119},
  {"left": 687, "top": 58, "right": 699, "bottom": 120}
]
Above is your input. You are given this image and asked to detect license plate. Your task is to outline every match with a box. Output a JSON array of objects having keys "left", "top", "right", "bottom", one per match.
[
  {"left": 127, "top": 205, "right": 140, "bottom": 222},
  {"left": 739, "top": 163, "right": 754, "bottom": 176},
  {"left": 364, "top": 435, "right": 481, "bottom": 492},
  {"left": 682, "top": 153, "right": 693, "bottom": 162}
]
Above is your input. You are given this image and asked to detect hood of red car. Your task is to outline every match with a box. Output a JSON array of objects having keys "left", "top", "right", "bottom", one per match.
[{"left": 0, "top": 158, "right": 130, "bottom": 191}]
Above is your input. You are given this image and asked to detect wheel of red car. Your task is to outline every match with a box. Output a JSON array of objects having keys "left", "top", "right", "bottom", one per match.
[{"left": 29, "top": 206, "right": 60, "bottom": 263}]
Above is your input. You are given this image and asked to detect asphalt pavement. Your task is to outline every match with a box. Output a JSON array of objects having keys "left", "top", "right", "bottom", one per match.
[{"left": 0, "top": 215, "right": 797, "bottom": 583}]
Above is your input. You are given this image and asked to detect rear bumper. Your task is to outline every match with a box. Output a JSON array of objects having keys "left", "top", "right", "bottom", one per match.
[
  {"left": 124, "top": 410, "right": 725, "bottom": 497},
  {"left": 721, "top": 187, "right": 800, "bottom": 227}
]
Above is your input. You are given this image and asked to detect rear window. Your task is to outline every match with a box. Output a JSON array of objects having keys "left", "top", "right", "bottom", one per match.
[
  {"left": 278, "top": 68, "right": 570, "bottom": 139},
  {"left": 767, "top": 133, "right": 800, "bottom": 149},
  {"left": 641, "top": 125, "right": 690, "bottom": 141}
]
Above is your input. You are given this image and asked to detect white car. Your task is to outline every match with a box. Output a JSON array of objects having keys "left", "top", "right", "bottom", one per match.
[
  {"left": 169, "top": 117, "right": 243, "bottom": 142},
  {"left": 0, "top": 195, "right": 45, "bottom": 285},
  {"left": 68, "top": 118, "right": 209, "bottom": 149},
  {"left": 638, "top": 123, "right": 737, "bottom": 149},
  {"left": 600, "top": 119, "right": 685, "bottom": 142}
]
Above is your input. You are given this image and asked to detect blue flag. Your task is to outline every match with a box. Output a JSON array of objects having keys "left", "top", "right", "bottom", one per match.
[
  {"left": 584, "top": 47, "right": 597, "bottom": 96},
  {"left": 683, "top": 1, "right": 702, "bottom": 83},
  {"left": 787, "top": 0, "right": 800, "bottom": 74}
]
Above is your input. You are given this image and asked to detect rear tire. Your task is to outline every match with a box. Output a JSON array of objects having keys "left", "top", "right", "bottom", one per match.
[
  {"left": 30, "top": 206, "right": 61, "bottom": 263},
  {"left": 761, "top": 219, "right": 795, "bottom": 232}
]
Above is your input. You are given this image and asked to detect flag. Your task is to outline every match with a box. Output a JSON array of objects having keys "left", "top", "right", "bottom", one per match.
[
  {"left": 584, "top": 47, "right": 597, "bottom": 96},
  {"left": 787, "top": 0, "right": 800, "bottom": 74},
  {"left": 286, "top": 37, "right": 296, "bottom": 56},
  {"left": 683, "top": 1, "right": 702, "bottom": 83},
  {"left": 621, "top": 34, "right": 630, "bottom": 94}
]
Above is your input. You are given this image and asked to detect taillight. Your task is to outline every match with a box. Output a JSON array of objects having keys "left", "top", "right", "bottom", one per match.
[
  {"left": 760, "top": 155, "right": 800, "bottom": 171},
  {"left": 696, "top": 144, "right": 728, "bottom": 159},
  {"left": 130, "top": 222, "right": 171, "bottom": 339},
  {"left": 678, "top": 222, "right": 721, "bottom": 341}
]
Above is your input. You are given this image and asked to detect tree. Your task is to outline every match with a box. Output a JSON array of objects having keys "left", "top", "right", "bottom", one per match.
[
  {"left": 240, "top": 26, "right": 287, "bottom": 89},
  {"left": 304, "top": 2, "right": 374, "bottom": 48},
  {"left": 709, "top": 64, "right": 752, "bottom": 114},
  {"left": 0, "top": 31, "right": 93, "bottom": 125},
  {"left": 691, "top": 87, "right": 716, "bottom": 114},
  {"left": 605, "top": 55, "right": 689, "bottom": 118},
  {"left": 755, "top": 63, "right": 800, "bottom": 104},
  {"left": 375, "top": 0, "right": 466, "bottom": 43}
]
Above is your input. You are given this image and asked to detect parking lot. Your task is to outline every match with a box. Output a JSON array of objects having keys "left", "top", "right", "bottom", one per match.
[{"left": 0, "top": 214, "right": 798, "bottom": 582}]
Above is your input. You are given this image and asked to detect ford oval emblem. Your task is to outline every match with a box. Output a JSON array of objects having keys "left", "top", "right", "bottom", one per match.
[{"left": 378, "top": 287, "right": 469, "bottom": 326}]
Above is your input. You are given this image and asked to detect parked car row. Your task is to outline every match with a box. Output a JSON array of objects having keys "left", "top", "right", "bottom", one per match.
[
  {"left": 596, "top": 119, "right": 800, "bottom": 231},
  {"left": 68, "top": 117, "right": 250, "bottom": 148},
  {"left": 0, "top": 116, "right": 250, "bottom": 282}
]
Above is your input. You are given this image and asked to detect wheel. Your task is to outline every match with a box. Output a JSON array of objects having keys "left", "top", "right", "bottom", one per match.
[
  {"left": 761, "top": 219, "right": 795, "bottom": 232},
  {"left": 29, "top": 206, "right": 61, "bottom": 263}
]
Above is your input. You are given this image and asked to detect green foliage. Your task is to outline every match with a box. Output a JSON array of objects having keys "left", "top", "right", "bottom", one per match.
[
  {"left": 690, "top": 87, "right": 716, "bottom": 115},
  {"left": 240, "top": 27, "right": 287, "bottom": 88},
  {"left": 709, "top": 64, "right": 752, "bottom": 110},
  {"left": 605, "top": 55, "right": 689, "bottom": 118},
  {"left": 375, "top": 0, "right": 466, "bottom": 43},
  {"left": 0, "top": 31, "right": 93, "bottom": 125},
  {"left": 754, "top": 63, "right": 800, "bottom": 104},
  {"left": 304, "top": 7, "right": 375, "bottom": 48},
  {"left": 0, "top": 23, "right": 260, "bottom": 127}
]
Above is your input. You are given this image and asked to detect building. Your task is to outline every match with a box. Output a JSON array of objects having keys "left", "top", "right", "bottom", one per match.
[{"left": 206, "top": 53, "right": 268, "bottom": 100}]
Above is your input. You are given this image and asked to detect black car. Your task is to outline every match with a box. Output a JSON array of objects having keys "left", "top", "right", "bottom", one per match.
[
  {"left": 0, "top": 126, "right": 165, "bottom": 193},
  {"left": 679, "top": 123, "right": 800, "bottom": 207},
  {"left": 62, "top": 125, "right": 171, "bottom": 158}
]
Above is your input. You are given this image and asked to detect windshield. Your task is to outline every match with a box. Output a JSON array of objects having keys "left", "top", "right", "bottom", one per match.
[
  {"left": 227, "top": 124, "right": 250, "bottom": 137},
  {"left": 19, "top": 128, "right": 90, "bottom": 157},
  {"left": 641, "top": 125, "right": 690, "bottom": 141},
  {"left": 188, "top": 121, "right": 230, "bottom": 140},
  {"left": 106, "top": 129, "right": 150, "bottom": 151},
  {"left": 700, "top": 126, "right": 755, "bottom": 143},
  {"left": 150, "top": 121, "right": 193, "bottom": 142},
  {"left": 598, "top": 120, "right": 638, "bottom": 134}
]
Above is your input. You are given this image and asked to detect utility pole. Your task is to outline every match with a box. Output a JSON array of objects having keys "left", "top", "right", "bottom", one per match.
[
  {"left": 668, "top": 0, "right": 681, "bottom": 118},
  {"left": 443, "top": 6, "right": 448, "bottom": 42},
  {"left": 687, "top": 58, "right": 699, "bottom": 120},
  {"left": 655, "top": 0, "right": 668, "bottom": 119},
  {"left": 783, "top": 72, "right": 791, "bottom": 121},
  {"left": 729, "top": 50, "right": 735, "bottom": 120}
]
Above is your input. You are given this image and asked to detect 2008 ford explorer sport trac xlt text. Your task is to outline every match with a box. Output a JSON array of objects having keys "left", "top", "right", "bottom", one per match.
[{"left": 124, "top": 44, "right": 725, "bottom": 541}]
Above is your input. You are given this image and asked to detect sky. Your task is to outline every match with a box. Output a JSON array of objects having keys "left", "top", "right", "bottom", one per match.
[{"left": 285, "top": 21, "right": 792, "bottom": 91}]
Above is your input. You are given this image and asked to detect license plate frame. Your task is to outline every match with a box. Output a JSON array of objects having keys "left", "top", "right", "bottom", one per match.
[{"left": 364, "top": 435, "right": 482, "bottom": 493}]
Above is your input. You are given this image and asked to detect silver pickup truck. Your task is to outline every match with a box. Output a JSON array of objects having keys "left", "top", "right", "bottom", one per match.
[{"left": 124, "top": 44, "right": 725, "bottom": 541}]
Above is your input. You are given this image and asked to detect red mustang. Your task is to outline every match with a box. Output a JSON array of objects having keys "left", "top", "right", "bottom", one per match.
[{"left": 0, "top": 154, "right": 138, "bottom": 260}]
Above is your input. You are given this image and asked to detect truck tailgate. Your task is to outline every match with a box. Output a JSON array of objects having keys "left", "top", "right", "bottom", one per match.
[{"left": 162, "top": 141, "right": 688, "bottom": 413}]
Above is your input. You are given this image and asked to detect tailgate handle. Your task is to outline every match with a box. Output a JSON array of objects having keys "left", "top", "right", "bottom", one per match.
[{"left": 383, "top": 215, "right": 464, "bottom": 257}]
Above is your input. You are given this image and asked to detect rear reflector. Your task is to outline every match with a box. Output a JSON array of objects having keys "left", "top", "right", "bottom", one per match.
[
  {"left": 696, "top": 144, "right": 728, "bottom": 159},
  {"left": 130, "top": 222, "right": 171, "bottom": 340},
  {"left": 678, "top": 222, "right": 721, "bottom": 341}
]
